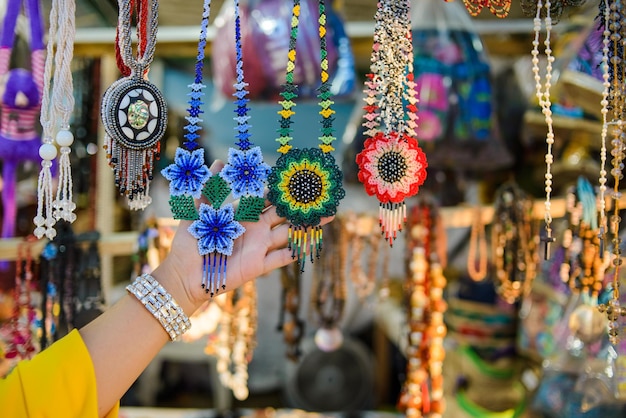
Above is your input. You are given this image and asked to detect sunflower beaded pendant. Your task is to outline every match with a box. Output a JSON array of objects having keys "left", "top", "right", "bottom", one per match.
[{"left": 267, "top": 0, "right": 345, "bottom": 271}]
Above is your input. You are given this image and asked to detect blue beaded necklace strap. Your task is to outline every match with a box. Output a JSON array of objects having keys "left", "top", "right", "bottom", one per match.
[
  {"left": 219, "top": 0, "right": 271, "bottom": 223},
  {"left": 161, "top": 0, "right": 245, "bottom": 296},
  {"left": 162, "top": 0, "right": 212, "bottom": 220},
  {"left": 267, "top": 0, "right": 345, "bottom": 272}
]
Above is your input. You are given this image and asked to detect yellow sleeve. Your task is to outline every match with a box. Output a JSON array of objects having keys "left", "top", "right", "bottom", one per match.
[{"left": 0, "top": 329, "right": 120, "bottom": 418}]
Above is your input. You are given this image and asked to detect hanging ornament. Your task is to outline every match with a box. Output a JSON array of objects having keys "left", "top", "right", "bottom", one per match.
[
  {"left": 356, "top": 0, "right": 427, "bottom": 247},
  {"left": 102, "top": 0, "right": 166, "bottom": 210},
  {"left": 34, "top": 0, "right": 77, "bottom": 239},
  {"left": 267, "top": 0, "right": 345, "bottom": 272},
  {"left": 0, "top": 0, "right": 45, "bottom": 241}
]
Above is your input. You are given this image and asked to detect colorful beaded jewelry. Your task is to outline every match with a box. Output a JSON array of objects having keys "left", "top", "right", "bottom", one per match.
[
  {"left": 356, "top": 0, "right": 427, "bottom": 246},
  {"left": 102, "top": 0, "right": 166, "bottom": 210},
  {"left": 267, "top": 0, "right": 345, "bottom": 271},
  {"left": 162, "top": 0, "right": 268, "bottom": 295}
]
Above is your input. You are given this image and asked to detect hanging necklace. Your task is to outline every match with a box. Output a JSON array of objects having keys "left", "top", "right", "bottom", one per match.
[
  {"left": 163, "top": 0, "right": 271, "bottom": 296},
  {"left": 598, "top": 0, "right": 626, "bottom": 344},
  {"left": 492, "top": 182, "right": 537, "bottom": 304},
  {"left": 101, "top": 0, "right": 166, "bottom": 210},
  {"left": 267, "top": 0, "right": 345, "bottom": 272},
  {"left": 461, "top": 0, "right": 511, "bottom": 18},
  {"left": 598, "top": 1, "right": 611, "bottom": 253},
  {"left": 214, "top": 280, "right": 258, "bottom": 401},
  {"left": 520, "top": 0, "right": 586, "bottom": 23},
  {"left": 356, "top": 0, "right": 427, "bottom": 247},
  {"left": 531, "top": 0, "right": 557, "bottom": 260},
  {"left": 311, "top": 217, "right": 347, "bottom": 352},
  {"left": 218, "top": 0, "right": 271, "bottom": 220},
  {"left": 467, "top": 205, "right": 488, "bottom": 282},
  {"left": 34, "top": 0, "right": 77, "bottom": 239}
]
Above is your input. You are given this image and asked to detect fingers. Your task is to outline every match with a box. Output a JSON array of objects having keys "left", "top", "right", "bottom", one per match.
[
  {"left": 209, "top": 159, "right": 224, "bottom": 174},
  {"left": 262, "top": 247, "right": 296, "bottom": 275}
]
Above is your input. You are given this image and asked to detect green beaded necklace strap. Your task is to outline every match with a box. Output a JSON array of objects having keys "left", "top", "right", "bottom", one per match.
[{"left": 268, "top": 0, "right": 345, "bottom": 272}]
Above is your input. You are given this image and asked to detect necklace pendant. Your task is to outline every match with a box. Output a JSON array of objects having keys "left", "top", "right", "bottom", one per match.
[{"left": 101, "top": 72, "right": 167, "bottom": 210}]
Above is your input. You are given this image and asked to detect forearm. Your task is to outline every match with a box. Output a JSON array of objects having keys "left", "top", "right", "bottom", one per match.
[{"left": 79, "top": 262, "right": 201, "bottom": 417}]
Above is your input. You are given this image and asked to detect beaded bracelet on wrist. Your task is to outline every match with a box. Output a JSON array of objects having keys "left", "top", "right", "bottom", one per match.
[{"left": 126, "top": 273, "right": 192, "bottom": 341}]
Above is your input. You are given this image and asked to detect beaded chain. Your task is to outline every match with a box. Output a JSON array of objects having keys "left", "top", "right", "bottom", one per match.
[
  {"left": 218, "top": 0, "right": 271, "bottom": 222},
  {"left": 467, "top": 206, "right": 488, "bottom": 282},
  {"left": 311, "top": 216, "right": 347, "bottom": 352},
  {"left": 520, "top": 0, "right": 586, "bottom": 23},
  {"left": 267, "top": 0, "right": 345, "bottom": 272},
  {"left": 457, "top": 0, "right": 511, "bottom": 18},
  {"left": 214, "top": 281, "right": 258, "bottom": 400},
  {"left": 356, "top": 0, "right": 427, "bottom": 247},
  {"left": 598, "top": 1, "right": 611, "bottom": 253},
  {"left": 277, "top": 262, "right": 305, "bottom": 361},
  {"left": 598, "top": 0, "right": 626, "bottom": 344},
  {"left": 101, "top": 0, "right": 166, "bottom": 210},
  {"left": 492, "top": 183, "right": 538, "bottom": 304},
  {"left": 398, "top": 202, "right": 447, "bottom": 418},
  {"left": 531, "top": 0, "right": 558, "bottom": 260}
]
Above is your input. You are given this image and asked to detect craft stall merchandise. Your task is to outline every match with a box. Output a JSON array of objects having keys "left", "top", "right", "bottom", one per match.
[{"left": 3, "top": 0, "right": 626, "bottom": 417}]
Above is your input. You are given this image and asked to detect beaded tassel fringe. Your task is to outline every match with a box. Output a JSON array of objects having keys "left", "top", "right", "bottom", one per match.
[
  {"left": 380, "top": 202, "right": 407, "bottom": 246},
  {"left": 202, "top": 253, "right": 228, "bottom": 297},
  {"left": 288, "top": 225, "right": 323, "bottom": 272}
]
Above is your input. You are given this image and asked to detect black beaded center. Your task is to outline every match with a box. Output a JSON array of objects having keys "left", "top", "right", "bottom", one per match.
[
  {"left": 288, "top": 169, "right": 323, "bottom": 204},
  {"left": 378, "top": 151, "right": 407, "bottom": 183}
]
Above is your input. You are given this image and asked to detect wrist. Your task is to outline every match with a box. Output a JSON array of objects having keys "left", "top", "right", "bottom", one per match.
[{"left": 151, "top": 259, "right": 204, "bottom": 317}]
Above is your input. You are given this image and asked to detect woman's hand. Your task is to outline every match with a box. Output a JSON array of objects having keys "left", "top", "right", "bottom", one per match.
[{"left": 153, "top": 160, "right": 334, "bottom": 315}]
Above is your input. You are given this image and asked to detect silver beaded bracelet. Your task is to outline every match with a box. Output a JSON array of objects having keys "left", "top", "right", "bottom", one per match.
[{"left": 126, "top": 273, "right": 192, "bottom": 341}]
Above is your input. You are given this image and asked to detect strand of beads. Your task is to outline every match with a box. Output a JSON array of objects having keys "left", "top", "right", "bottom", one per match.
[
  {"left": 598, "top": 1, "right": 611, "bottom": 252},
  {"left": 531, "top": 0, "right": 557, "bottom": 259},
  {"left": 598, "top": 0, "right": 626, "bottom": 344}
]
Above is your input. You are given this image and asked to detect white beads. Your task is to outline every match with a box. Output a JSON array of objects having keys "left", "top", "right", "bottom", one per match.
[
  {"left": 39, "top": 143, "right": 57, "bottom": 161},
  {"left": 55, "top": 129, "right": 74, "bottom": 147}
]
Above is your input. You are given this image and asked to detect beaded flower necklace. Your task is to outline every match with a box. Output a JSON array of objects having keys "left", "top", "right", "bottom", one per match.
[
  {"left": 162, "top": 0, "right": 270, "bottom": 296},
  {"left": 356, "top": 0, "right": 427, "bottom": 247},
  {"left": 267, "top": 0, "right": 345, "bottom": 272},
  {"left": 101, "top": 0, "right": 166, "bottom": 210}
]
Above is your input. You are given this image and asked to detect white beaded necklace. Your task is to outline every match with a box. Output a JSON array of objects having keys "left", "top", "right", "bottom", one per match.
[
  {"left": 531, "top": 0, "right": 557, "bottom": 259},
  {"left": 34, "top": 0, "right": 76, "bottom": 240}
]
